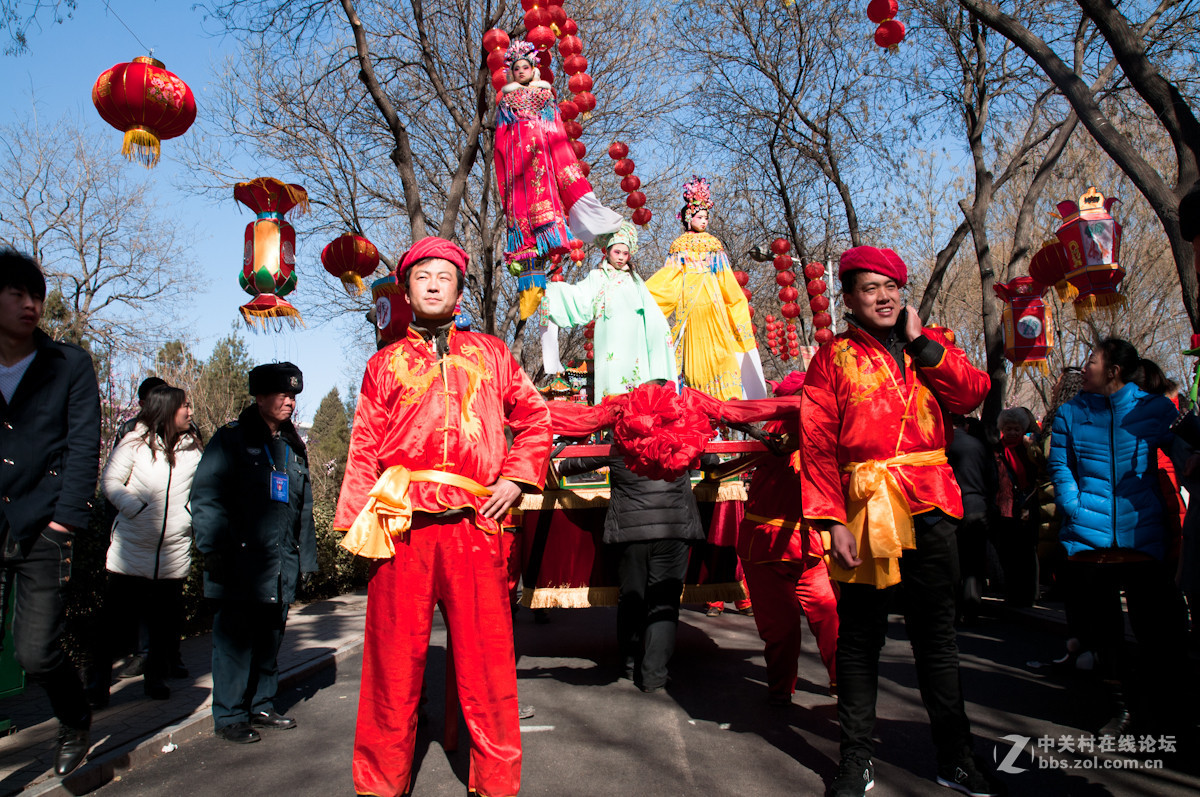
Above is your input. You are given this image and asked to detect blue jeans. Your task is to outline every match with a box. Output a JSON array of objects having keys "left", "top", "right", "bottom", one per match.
[{"left": 1, "top": 525, "right": 90, "bottom": 729}]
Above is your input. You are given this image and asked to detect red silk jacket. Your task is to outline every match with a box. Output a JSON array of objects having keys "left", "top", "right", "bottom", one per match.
[
  {"left": 737, "top": 413, "right": 827, "bottom": 565},
  {"left": 800, "top": 324, "right": 989, "bottom": 528},
  {"left": 334, "top": 326, "right": 552, "bottom": 532}
]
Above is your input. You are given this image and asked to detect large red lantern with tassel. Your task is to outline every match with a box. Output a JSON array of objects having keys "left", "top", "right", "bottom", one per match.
[
  {"left": 92, "top": 56, "right": 196, "bottom": 168},
  {"left": 234, "top": 177, "right": 308, "bottom": 329},
  {"left": 994, "top": 276, "right": 1053, "bottom": 373},
  {"left": 322, "top": 233, "right": 380, "bottom": 295}
]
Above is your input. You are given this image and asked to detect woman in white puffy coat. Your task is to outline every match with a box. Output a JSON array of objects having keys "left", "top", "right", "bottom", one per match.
[{"left": 93, "top": 386, "right": 203, "bottom": 703}]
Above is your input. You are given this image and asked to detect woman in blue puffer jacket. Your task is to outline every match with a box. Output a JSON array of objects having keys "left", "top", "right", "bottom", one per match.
[{"left": 1048, "top": 337, "right": 1189, "bottom": 736}]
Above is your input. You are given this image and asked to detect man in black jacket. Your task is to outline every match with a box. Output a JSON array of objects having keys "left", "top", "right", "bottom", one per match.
[
  {"left": 557, "top": 449, "right": 714, "bottom": 692},
  {"left": 191, "top": 362, "right": 318, "bottom": 744},
  {"left": 0, "top": 250, "right": 100, "bottom": 776}
]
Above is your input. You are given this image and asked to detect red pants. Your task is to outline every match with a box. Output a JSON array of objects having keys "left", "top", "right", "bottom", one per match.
[
  {"left": 353, "top": 516, "right": 521, "bottom": 797},
  {"left": 742, "top": 558, "right": 839, "bottom": 697}
]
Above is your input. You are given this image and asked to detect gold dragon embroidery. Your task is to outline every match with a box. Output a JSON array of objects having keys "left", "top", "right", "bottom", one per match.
[
  {"left": 833, "top": 341, "right": 889, "bottom": 404},
  {"left": 389, "top": 343, "right": 495, "bottom": 442}
]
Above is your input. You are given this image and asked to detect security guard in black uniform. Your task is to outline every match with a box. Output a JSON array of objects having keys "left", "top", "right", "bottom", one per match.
[{"left": 190, "top": 362, "right": 317, "bottom": 743}]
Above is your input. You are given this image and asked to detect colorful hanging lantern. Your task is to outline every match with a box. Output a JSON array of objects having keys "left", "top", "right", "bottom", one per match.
[
  {"left": 1053, "top": 187, "right": 1124, "bottom": 318},
  {"left": 321, "top": 233, "right": 380, "bottom": 295},
  {"left": 994, "top": 276, "right": 1053, "bottom": 374},
  {"left": 234, "top": 177, "right": 308, "bottom": 329},
  {"left": 370, "top": 272, "right": 412, "bottom": 344},
  {"left": 92, "top": 56, "right": 197, "bottom": 168}
]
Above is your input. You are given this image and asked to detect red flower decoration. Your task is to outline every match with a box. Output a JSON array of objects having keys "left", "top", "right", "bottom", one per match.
[{"left": 613, "top": 383, "right": 714, "bottom": 481}]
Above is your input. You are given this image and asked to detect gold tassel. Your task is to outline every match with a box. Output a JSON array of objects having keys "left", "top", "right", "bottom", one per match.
[
  {"left": 123, "top": 126, "right": 161, "bottom": 168},
  {"left": 519, "top": 286, "right": 546, "bottom": 320},
  {"left": 239, "top": 303, "right": 305, "bottom": 331},
  {"left": 340, "top": 273, "right": 366, "bottom": 295},
  {"left": 1073, "top": 292, "right": 1126, "bottom": 321}
]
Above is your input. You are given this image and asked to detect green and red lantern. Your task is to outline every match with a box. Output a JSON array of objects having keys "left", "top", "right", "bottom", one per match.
[{"left": 234, "top": 177, "right": 308, "bottom": 329}]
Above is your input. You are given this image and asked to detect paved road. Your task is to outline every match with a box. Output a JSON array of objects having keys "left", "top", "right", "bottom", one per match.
[{"left": 94, "top": 604, "right": 1200, "bottom": 796}]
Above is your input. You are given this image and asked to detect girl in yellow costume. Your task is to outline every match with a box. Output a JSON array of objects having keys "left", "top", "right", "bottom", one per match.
[{"left": 647, "top": 176, "right": 767, "bottom": 400}]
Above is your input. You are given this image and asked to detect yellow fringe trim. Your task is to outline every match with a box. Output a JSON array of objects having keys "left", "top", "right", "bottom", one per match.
[
  {"left": 1015, "top": 360, "right": 1051, "bottom": 376},
  {"left": 123, "top": 126, "right": 161, "bottom": 168},
  {"left": 520, "top": 582, "right": 747, "bottom": 609},
  {"left": 340, "top": 273, "right": 366, "bottom": 295},
  {"left": 668, "top": 232, "right": 725, "bottom": 255},
  {"left": 240, "top": 304, "right": 305, "bottom": 331},
  {"left": 1072, "top": 291, "right": 1126, "bottom": 320}
]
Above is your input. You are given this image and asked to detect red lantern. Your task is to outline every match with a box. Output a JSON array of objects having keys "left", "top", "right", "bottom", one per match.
[
  {"left": 770, "top": 238, "right": 791, "bottom": 255},
  {"left": 741, "top": 287, "right": 752, "bottom": 300},
  {"left": 626, "top": 191, "right": 646, "bottom": 209},
  {"left": 1052, "top": 187, "right": 1125, "bottom": 318},
  {"left": 778, "top": 286, "right": 800, "bottom": 303},
  {"left": 780, "top": 351, "right": 791, "bottom": 361},
  {"left": 564, "top": 54, "right": 588, "bottom": 75},
  {"left": 528, "top": 25, "right": 557, "bottom": 51},
  {"left": 520, "top": 0, "right": 538, "bottom": 10},
  {"left": 570, "top": 248, "right": 586, "bottom": 263},
  {"left": 569, "top": 73, "right": 594, "bottom": 94},
  {"left": 234, "top": 177, "right": 308, "bottom": 329},
  {"left": 539, "top": 66, "right": 554, "bottom": 83},
  {"left": 614, "top": 158, "right": 635, "bottom": 176},
  {"left": 558, "top": 34, "right": 582, "bottom": 57},
  {"left": 766, "top": 329, "right": 778, "bottom": 341},
  {"left": 809, "top": 294, "right": 830, "bottom": 312},
  {"left": 807, "top": 279, "right": 827, "bottom": 296},
  {"left": 609, "top": 141, "right": 630, "bottom": 160},
  {"left": 492, "top": 70, "right": 508, "bottom": 91},
  {"left": 524, "top": 8, "right": 549, "bottom": 30},
  {"left": 875, "top": 19, "right": 906, "bottom": 49},
  {"left": 92, "top": 57, "right": 197, "bottom": 168},
  {"left": 867, "top": 0, "right": 899, "bottom": 23},
  {"left": 772, "top": 254, "right": 791, "bottom": 271},
  {"left": 573, "top": 91, "right": 596, "bottom": 112},
  {"left": 781, "top": 302, "right": 801, "bottom": 319},
  {"left": 775, "top": 271, "right": 795, "bottom": 287},
  {"left": 803, "top": 262, "right": 824, "bottom": 280},
  {"left": 561, "top": 17, "right": 578, "bottom": 35},
  {"left": 563, "top": 120, "right": 583, "bottom": 139},
  {"left": 812, "top": 311, "right": 834, "bottom": 328},
  {"left": 487, "top": 49, "right": 507, "bottom": 73},
  {"left": 322, "top": 233, "right": 380, "bottom": 295},
  {"left": 572, "top": 140, "right": 587, "bottom": 159},
  {"left": 733, "top": 270, "right": 750, "bottom": 287},
  {"left": 482, "top": 28, "right": 510, "bottom": 53},
  {"left": 537, "top": 49, "right": 552, "bottom": 68},
  {"left": 620, "top": 175, "right": 641, "bottom": 192},
  {"left": 994, "top": 276, "right": 1053, "bottom": 372},
  {"left": 548, "top": 5, "right": 567, "bottom": 29},
  {"left": 580, "top": 161, "right": 592, "bottom": 178},
  {"left": 632, "top": 207, "right": 652, "bottom": 226},
  {"left": 788, "top": 346, "right": 801, "bottom": 357},
  {"left": 765, "top": 314, "right": 776, "bottom": 323},
  {"left": 814, "top": 328, "right": 835, "bottom": 345},
  {"left": 371, "top": 273, "right": 412, "bottom": 344}
]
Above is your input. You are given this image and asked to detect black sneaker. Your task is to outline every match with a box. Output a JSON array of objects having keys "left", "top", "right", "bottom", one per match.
[
  {"left": 829, "top": 758, "right": 874, "bottom": 797},
  {"left": 936, "top": 757, "right": 1006, "bottom": 796}
]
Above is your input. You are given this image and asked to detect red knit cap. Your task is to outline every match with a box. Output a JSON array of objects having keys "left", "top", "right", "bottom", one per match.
[
  {"left": 399, "top": 236, "right": 469, "bottom": 275},
  {"left": 838, "top": 246, "right": 907, "bottom": 287}
]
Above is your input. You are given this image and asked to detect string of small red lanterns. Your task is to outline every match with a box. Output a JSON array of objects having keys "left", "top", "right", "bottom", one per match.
[
  {"left": 607, "top": 142, "right": 652, "bottom": 226},
  {"left": 867, "top": 0, "right": 906, "bottom": 51},
  {"left": 768, "top": 238, "right": 802, "bottom": 361},
  {"left": 804, "top": 261, "right": 835, "bottom": 344}
]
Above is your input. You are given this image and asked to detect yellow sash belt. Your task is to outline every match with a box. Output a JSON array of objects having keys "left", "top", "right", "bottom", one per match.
[
  {"left": 830, "top": 449, "right": 947, "bottom": 588},
  {"left": 339, "top": 466, "right": 493, "bottom": 560}
]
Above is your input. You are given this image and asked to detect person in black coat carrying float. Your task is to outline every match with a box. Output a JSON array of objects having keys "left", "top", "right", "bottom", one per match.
[{"left": 191, "top": 362, "right": 318, "bottom": 744}]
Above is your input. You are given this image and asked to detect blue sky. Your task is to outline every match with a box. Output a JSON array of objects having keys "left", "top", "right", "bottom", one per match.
[{"left": 1, "top": 1, "right": 364, "bottom": 423}]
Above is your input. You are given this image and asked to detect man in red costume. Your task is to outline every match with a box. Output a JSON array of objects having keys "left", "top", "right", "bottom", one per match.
[
  {"left": 799, "top": 247, "right": 1002, "bottom": 797},
  {"left": 334, "top": 236, "right": 552, "bottom": 797},
  {"left": 737, "top": 371, "right": 838, "bottom": 706}
]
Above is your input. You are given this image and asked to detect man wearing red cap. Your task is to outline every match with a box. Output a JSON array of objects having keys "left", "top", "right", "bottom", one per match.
[
  {"left": 799, "top": 246, "right": 1001, "bottom": 797},
  {"left": 737, "top": 371, "right": 839, "bottom": 706},
  {"left": 335, "top": 236, "right": 552, "bottom": 797}
]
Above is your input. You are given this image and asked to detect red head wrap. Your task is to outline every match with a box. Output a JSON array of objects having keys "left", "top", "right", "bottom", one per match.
[
  {"left": 838, "top": 246, "right": 907, "bottom": 287},
  {"left": 399, "top": 236, "right": 469, "bottom": 276}
]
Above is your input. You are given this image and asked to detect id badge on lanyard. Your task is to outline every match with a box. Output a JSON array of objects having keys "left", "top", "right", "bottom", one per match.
[{"left": 265, "top": 444, "right": 290, "bottom": 503}]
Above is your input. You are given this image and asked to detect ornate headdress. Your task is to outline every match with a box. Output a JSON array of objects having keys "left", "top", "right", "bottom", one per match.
[
  {"left": 679, "top": 175, "right": 714, "bottom": 223},
  {"left": 504, "top": 40, "right": 538, "bottom": 70},
  {"left": 597, "top": 221, "right": 638, "bottom": 257}
]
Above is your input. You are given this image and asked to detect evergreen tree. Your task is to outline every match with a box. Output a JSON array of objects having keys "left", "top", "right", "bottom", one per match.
[
  {"left": 307, "top": 387, "right": 350, "bottom": 505},
  {"left": 194, "top": 333, "right": 255, "bottom": 438}
]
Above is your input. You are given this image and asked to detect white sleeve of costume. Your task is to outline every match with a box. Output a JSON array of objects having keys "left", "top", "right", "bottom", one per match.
[
  {"left": 739, "top": 349, "right": 768, "bottom": 399},
  {"left": 541, "top": 321, "right": 565, "bottom": 374},
  {"left": 567, "top": 192, "right": 623, "bottom": 242}
]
